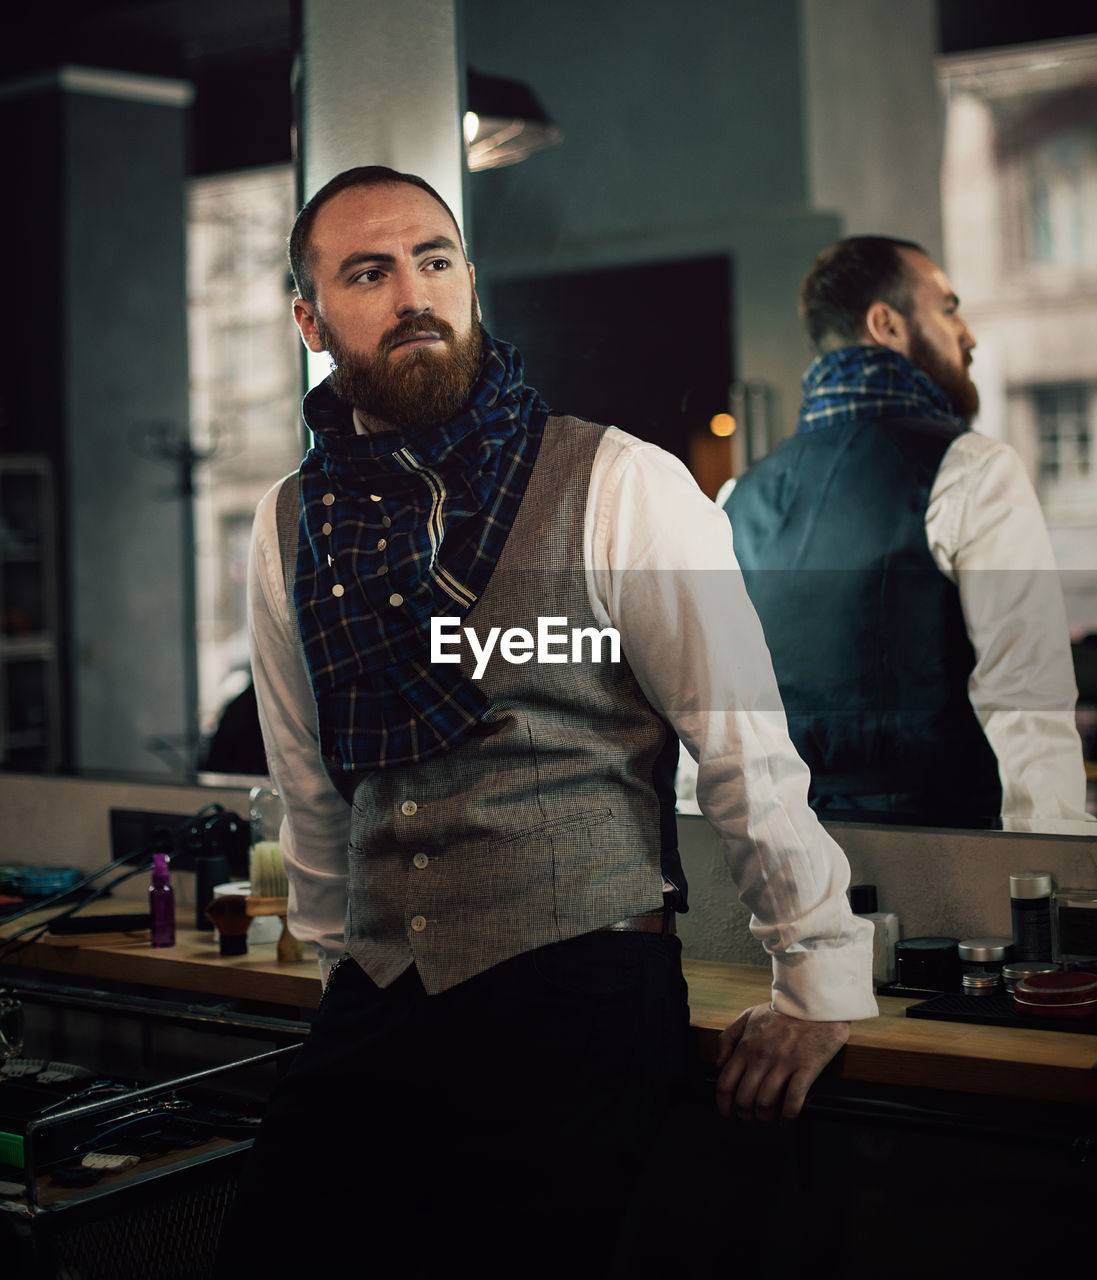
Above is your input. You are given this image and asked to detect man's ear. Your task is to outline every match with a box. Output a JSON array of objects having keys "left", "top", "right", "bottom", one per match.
[
  {"left": 863, "top": 301, "right": 910, "bottom": 355},
  {"left": 293, "top": 298, "right": 325, "bottom": 353}
]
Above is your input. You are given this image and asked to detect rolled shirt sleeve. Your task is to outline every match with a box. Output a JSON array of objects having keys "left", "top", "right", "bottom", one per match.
[{"left": 585, "top": 430, "right": 877, "bottom": 1022}]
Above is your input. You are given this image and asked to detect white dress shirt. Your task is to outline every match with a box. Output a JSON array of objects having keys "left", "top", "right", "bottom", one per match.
[
  {"left": 709, "top": 430, "right": 1089, "bottom": 823},
  {"left": 248, "top": 425, "right": 877, "bottom": 1022}
]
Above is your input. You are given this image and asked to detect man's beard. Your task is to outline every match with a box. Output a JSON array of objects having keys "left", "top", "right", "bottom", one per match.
[
  {"left": 907, "top": 321, "right": 979, "bottom": 423},
  {"left": 317, "top": 306, "right": 483, "bottom": 429}
]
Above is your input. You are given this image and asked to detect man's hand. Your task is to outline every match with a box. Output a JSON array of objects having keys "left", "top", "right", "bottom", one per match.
[{"left": 715, "top": 1004, "right": 849, "bottom": 1126}]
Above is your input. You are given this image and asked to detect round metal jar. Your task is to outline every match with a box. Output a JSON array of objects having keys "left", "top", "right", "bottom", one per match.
[
  {"left": 1014, "top": 970, "right": 1097, "bottom": 1005},
  {"left": 961, "top": 971, "right": 1001, "bottom": 997},
  {"left": 1002, "top": 961, "right": 1059, "bottom": 994},
  {"left": 957, "top": 936, "right": 1013, "bottom": 967},
  {"left": 956, "top": 937, "right": 1012, "bottom": 993}
]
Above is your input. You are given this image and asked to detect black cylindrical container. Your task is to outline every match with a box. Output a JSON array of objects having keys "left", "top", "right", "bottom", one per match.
[
  {"left": 194, "top": 850, "right": 230, "bottom": 931},
  {"left": 1010, "top": 872, "right": 1053, "bottom": 961},
  {"left": 894, "top": 937, "right": 961, "bottom": 991}
]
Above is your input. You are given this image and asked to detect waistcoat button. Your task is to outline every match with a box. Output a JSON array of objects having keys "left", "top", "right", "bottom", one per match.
[
  {"left": 410, "top": 915, "right": 427, "bottom": 932},
  {"left": 412, "top": 853, "right": 429, "bottom": 869},
  {"left": 401, "top": 800, "right": 418, "bottom": 816}
]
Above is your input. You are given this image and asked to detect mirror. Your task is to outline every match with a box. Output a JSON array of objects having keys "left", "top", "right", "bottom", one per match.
[{"left": 3, "top": 3, "right": 1093, "bottom": 840}]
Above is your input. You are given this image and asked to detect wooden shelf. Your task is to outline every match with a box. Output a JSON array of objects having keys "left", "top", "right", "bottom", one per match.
[{"left": 4, "top": 901, "right": 1096, "bottom": 1106}]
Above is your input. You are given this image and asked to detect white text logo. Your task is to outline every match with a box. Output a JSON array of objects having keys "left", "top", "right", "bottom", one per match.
[{"left": 430, "top": 616, "right": 621, "bottom": 680}]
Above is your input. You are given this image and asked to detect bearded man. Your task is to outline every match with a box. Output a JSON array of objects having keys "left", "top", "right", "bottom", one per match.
[
  {"left": 723, "top": 236, "right": 1087, "bottom": 826},
  {"left": 216, "top": 168, "right": 876, "bottom": 1277}
]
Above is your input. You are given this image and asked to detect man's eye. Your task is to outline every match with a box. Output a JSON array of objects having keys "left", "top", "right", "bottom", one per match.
[
  {"left": 355, "top": 268, "right": 384, "bottom": 283},
  {"left": 424, "top": 258, "right": 450, "bottom": 271}
]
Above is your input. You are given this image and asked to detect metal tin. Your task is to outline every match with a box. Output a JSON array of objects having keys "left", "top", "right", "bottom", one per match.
[
  {"left": 961, "top": 972, "right": 1000, "bottom": 996},
  {"left": 1014, "top": 971, "right": 1097, "bottom": 1004},
  {"left": 957, "top": 937, "right": 1013, "bottom": 964},
  {"left": 1001, "top": 961, "right": 1059, "bottom": 993}
]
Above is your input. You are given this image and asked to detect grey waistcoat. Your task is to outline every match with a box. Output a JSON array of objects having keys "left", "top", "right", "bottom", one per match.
[{"left": 279, "top": 415, "right": 670, "bottom": 995}]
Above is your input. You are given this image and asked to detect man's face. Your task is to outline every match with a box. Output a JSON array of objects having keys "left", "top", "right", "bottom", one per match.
[
  {"left": 895, "top": 249, "right": 979, "bottom": 422},
  {"left": 294, "top": 183, "right": 482, "bottom": 428}
]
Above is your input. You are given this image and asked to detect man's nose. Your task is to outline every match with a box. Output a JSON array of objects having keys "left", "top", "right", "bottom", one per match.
[
  {"left": 394, "top": 270, "right": 431, "bottom": 317},
  {"left": 959, "top": 317, "right": 976, "bottom": 351}
]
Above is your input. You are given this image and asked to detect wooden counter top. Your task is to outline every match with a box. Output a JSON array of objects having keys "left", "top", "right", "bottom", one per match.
[
  {"left": 4, "top": 904, "right": 1095, "bottom": 1106},
  {"left": 685, "top": 958, "right": 1097, "bottom": 1107},
  {"left": 1, "top": 899, "right": 323, "bottom": 1009}
]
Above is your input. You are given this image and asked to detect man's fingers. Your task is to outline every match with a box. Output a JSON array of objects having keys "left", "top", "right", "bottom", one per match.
[
  {"left": 714, "top": 1049, "right": 746, "bottom": 1119},
  {"left": 719, "top": 1059, "right": 786, "bottom": 1126},
  {"left": 714, "top": 1005, "right": 850, "bottom": 1126},
  {"left": 779, "top": 1068, "right": 812, "bottom": 1123},
  {"left": 715, "top": 1007, "right": 750, "bottom": 1070}
]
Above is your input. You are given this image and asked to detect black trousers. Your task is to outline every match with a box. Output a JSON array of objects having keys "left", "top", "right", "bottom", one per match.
[{"left": 216, "top": 930, "right": 693, "bottom": 1278}]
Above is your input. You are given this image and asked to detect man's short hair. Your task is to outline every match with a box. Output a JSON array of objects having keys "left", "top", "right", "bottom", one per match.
[
  {"left": 799, "top": 235, "right": 926, "bottom": 353},
  {"left": 289, "top": 165, "right": 465, "bottom": 304}
]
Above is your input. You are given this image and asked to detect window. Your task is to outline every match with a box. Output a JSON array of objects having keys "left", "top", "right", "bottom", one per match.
[
  {"left": 1033, "top": 384, "right": 1091, "bottom": 486},
  {"left": 1025, "top": 128, "right": 1097, "bottom": 268},
  {"left": 187, "top": 166, "right": 304, "bottom": 759}
]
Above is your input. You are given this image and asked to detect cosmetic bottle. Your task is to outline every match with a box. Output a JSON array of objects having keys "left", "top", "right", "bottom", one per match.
[
  {"left": 149, "top": 852, "right": 175, "bottom": 948},
  {"left": 850, "top": 884, "right": 901, "bottom": 986},
  {"left": 1010, "top": 871, "right": 1054, "bottom": 961}
]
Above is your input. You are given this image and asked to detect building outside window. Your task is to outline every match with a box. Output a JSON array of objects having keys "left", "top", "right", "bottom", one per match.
[
  {"left": 940, "top": 35, "right": 1097, "bottom": 639},
  {"left": 187, "top": 165, "right": 304, "bottom": 762},
  {"left": 1033, "top": 383, "right": 1092, "bottom": 488}
]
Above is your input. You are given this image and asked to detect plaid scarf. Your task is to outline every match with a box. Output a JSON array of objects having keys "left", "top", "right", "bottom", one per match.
[
  {"left": 797, "top": 345, "right": 966, "bottom": 435},
  {"left": 295, "top": 330, "right": 550, "bottom": 773}
]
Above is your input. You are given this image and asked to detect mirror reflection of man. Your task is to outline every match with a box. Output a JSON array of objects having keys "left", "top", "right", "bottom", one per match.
[
  {"left": 723, "top": 236, "right": 1088, "bottom": 826},
  {"left": 217, "top": 169, "right": 876, "bottom": 1277}
]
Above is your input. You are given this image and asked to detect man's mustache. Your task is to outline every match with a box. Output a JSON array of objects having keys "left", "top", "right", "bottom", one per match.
[{"left": 379, "top": 315, "right": 457, "bottom": 356}]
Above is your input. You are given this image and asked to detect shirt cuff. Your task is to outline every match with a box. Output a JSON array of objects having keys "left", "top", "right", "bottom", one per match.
[{"left": 769, "top": 937, "right": 879, "bottom": 1022}]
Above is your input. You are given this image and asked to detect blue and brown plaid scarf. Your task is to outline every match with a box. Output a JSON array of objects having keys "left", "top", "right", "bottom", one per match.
[
  {"left": 797, "top": 345, "right": 966, "bottom": 435},
  {"left": 295, "top": 330, "right": 549, "bottom": 774}
]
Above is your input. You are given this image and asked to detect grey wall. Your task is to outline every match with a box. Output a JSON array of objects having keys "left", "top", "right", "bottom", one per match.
[
  {"left": 64, "top": 85, "right": 194, "bottom": 773},
  {"left": 464, "top": 0, "right": 944, "bottom": 445},
  {"left": 0, "top": 71, "right": 194, "bottom": 775}
]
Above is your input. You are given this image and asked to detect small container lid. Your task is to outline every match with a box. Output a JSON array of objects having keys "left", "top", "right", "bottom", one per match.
[
  {"left": 1010, "top": 871, "right": 1053, "bottom": 899},
  {"left": 957, "top": 937, "right": 1013, "bottom": 963},
  {"left": 1002, "top": 961, "right": 1060, "bottom": 982}
]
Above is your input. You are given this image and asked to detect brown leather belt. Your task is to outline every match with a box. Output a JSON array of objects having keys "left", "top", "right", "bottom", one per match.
[{"left": 600, "top": 909, "right": 675, "bottom": 935}]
